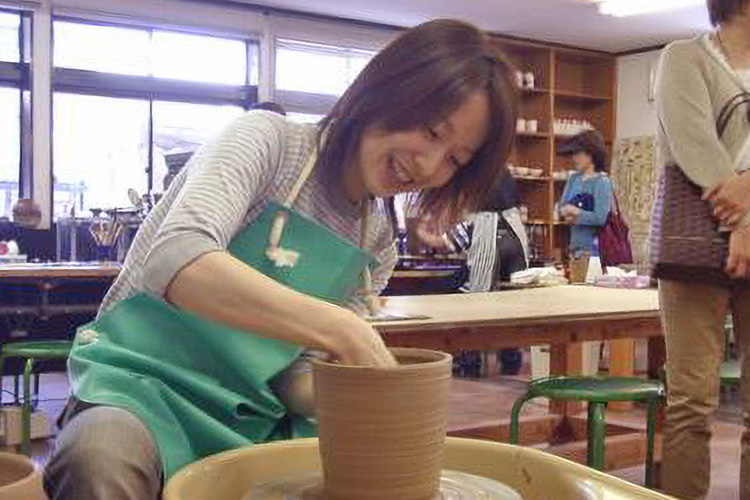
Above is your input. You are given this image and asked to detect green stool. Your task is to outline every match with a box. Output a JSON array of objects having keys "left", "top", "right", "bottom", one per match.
[
  {"left": 0, "top": 340, "right": 73, "bottom": 455},
  {"left": 510, "top": 376, "right": 665, "bottom": 487}
]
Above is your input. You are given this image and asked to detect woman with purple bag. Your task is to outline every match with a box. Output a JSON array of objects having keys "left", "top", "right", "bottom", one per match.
[{"left": 557, "top": 129, "right": 612, "bottom": 259}]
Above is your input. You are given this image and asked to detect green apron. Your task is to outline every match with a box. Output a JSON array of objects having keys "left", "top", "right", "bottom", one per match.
[{"left": 68, "top": 152, "right": 376, "bottom": 478}]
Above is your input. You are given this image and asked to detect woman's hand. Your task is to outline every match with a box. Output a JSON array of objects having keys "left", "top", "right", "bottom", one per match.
[
  {"left": 727, "top": 225, "right": 750, "bottom": 279},
  {"left": 703, "top": 172, "right": 750, "bottom": 228},
  {"left": 414, "top": 217, "right": 454, "bottom": 252},
  {"left": 326, "top": 309, "right": 398, "bottom": 367},
  {"left": 560, "top": 205, "right": 580, "bottom": 224}
]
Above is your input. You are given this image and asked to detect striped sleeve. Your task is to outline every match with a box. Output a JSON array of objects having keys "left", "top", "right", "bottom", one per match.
[{"left": 141, "top": 111, "right": 285, "bottom": 297}]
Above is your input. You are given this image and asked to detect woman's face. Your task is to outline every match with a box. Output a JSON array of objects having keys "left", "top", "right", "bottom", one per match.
[
  {"left": 347, "top": 90, "right": 490, "bottom": 201},
  {"left": 572, "top": 151, "right": 594, "bottom": 173}
]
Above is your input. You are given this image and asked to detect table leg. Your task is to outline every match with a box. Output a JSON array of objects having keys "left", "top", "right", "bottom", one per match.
[
  {"left": 549, "top": 341, "right": 583, "bottom": 415},
  {"left": 609, "top": 339, "right": 635, "bottom": 411}
]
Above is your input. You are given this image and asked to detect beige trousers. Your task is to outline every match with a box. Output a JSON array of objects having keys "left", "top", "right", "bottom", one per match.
[{"left": 659, "top": 280, "right": 750, "bottom": 500}]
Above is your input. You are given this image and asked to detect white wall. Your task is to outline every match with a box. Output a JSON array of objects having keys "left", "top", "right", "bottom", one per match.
[{"left": 615, "top": 49, "right": 662, "bottom": 139}]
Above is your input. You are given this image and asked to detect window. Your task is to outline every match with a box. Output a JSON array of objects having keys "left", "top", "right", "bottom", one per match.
[
  {"left": 52, "top": 19, "right": 259, "bottom": 218},
  {"left": 53, "top": 93, "right": 149, "bottom": 218},
  {"left": 0, "top": 11, "right": 19, "bottom": 63},
  {"left": 275, "top": 39, "right": 374, "bottom": 97},
  {"left": 54, "top": 22, "right": 249, "bottom": 85},
  {"left": 0, "top": 11, "right": 24, "bottom": 220},
  {"left": 54, "top": 22, "right": 150, "bottom": 76},
  {"left": 0, "top": 86, "right": 20, "bottom": 218},
  {"left": 152, "top": 31, "right": 246, "bottom": 85},
  {"left": 152, "top": 101, "right": 243, "bottom": 192}
]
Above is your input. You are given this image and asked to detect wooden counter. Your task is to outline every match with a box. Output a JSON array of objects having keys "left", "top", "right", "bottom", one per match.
[{"left": 0, "top": 263, "right": 121, "bottom": 280}]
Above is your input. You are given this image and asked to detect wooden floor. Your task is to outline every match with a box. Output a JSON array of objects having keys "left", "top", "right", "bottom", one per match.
[{"left": 1, "top": 356, "right": 744, "bottom": 500}]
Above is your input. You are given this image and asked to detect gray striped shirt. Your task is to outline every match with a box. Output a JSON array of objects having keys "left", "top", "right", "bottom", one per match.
[{"left": 101, "top": 110, "right": 397, "bottom": 316}]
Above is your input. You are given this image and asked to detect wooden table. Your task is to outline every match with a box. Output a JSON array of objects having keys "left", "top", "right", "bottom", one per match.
[
  {"left": 372, "top": 285, "right": 665, "bottom": 472},
  {"left": 0, "top": 263, "right": 121, "bottom": 280},
  {"left": 373, "top": 285, "right": 661, "bottom": 378},
  {"left": 0, "top": 263, "right": 120, "bottom": 317}
]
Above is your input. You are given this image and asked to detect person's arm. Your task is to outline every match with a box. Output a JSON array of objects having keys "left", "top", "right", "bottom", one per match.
[
  {"left": 167, "top": 252, "right": 395, "bottom": 366},
  {"left": 141, "top": 111, "right": 284, "bottom": 296},
  {"left": 141, "top": 112, "right": 393, "bottom": 366},
  {"left": 560, "top": 175, "right": 574, "bottom": 207},
  {"left": 655, "top": 43, "right": 736, "bottom": 189},
  {"left": 576, "top": 177, "right": 611, "bottom": 227}
]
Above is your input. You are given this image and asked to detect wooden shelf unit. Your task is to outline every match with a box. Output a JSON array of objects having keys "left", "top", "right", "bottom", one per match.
[{"left": 491, "top": 37, "right": 616, "bottom": 263}]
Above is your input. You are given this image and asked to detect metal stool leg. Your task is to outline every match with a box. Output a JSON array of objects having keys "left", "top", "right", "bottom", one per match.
[
  {"left": 510, "top": 393, "right": 534, "bottom": 444},
  {"left": 0, "top": 354, "right": 5, "bottom": 407},
  {"left": 587, "top": 402, "right": 607, "bottom": 470},
  {"left": 21, "top": 358, "right": 33, "bottom": 456},
  {"left": 33, "top": 372, "right": 40, "bottom": 410},
  {"left": 645, "top": 398, "right": 659, "bottom": 488},
  {"left": 14, "top": 372, "right": 20, "bottom": 403}
]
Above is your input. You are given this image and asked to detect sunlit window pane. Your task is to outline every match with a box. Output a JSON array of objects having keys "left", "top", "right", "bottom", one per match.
[
  {"left": 53, "top": 21, "right": 150, "bottom": 76},
  {"left": 152, "top": 101, "right": 243, "bottom": 193},
  {"left": 0, "top": 86, "right": 20, "bottom": 219},
  {"left": 0, "top": 12, "right": 19, "bottom": 63},
  {"left": 53, "top": 93, "right": 149, "bottom": 218},
  {"left": 275, "top": 40, "right": 374, "bottom": 96},
  {"left": 152, "top": 31, "right": 246, "bottom": 85}
]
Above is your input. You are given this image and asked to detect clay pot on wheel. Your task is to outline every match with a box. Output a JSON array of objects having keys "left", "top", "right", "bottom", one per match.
[
  {"left": 313, "top": 347, "right": 452, "bottom": 500},
  {"left": 0, "top": 452, "right": 46, "bottom": 500}
]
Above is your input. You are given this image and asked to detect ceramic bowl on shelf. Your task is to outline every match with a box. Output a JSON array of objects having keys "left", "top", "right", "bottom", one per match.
[
  {"left": 529, "top": 169, "right": 543, "bottom": 178},
  {"left": 516, "top": 167, "right": 530, "bottom": 177}
]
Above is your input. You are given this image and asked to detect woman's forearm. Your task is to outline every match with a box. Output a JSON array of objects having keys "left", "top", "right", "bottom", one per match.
[{"left": 165, "top": 250, "right": 353, "bottom": 353}]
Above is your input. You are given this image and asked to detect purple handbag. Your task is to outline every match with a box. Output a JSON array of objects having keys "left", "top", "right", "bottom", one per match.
[
  {"left": 650, "top": 92, "right": 750, "bottom": 283},
  {"left": 600, "top": 193, "right": 633, "bottom": 268}
]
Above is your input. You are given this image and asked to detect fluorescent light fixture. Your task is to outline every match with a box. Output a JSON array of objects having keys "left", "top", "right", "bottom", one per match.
[{"left": 597, "top": 0, "right": 704, "bottom": 17}]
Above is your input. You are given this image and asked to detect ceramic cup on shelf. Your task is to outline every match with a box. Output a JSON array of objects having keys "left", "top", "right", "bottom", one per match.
[
  {"left": 515, "top": 118, "right": 526, "bottom": 134},
  {"left": 526, "top": 120, "right": 538, "bottom": 133},
  {"left": 313, "top": 348, "right": 452, "bottom": 500}
]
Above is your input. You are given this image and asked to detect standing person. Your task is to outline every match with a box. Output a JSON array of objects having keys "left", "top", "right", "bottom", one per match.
[
  {"left": 43, "top": 19, "right": 518, "bottom": 500},
  {"left": 557, "top": 129, "right": 612, "bottom": 258},
  {"left": 416, "top": 173, "right": 530, "bottom": 377},
  {"left": 464, "top": 173, "right": 529, "bottom": 375},
  {"left": 652, "top": 1, "right": 750, "bottom": 498}
]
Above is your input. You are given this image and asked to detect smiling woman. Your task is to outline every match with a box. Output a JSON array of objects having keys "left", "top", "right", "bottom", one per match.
[{"left": 44, "top": 19, "right": 519, "bottom": 500}]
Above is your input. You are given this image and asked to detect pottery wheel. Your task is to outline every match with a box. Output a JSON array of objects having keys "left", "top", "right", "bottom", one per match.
[{"left": 245, "top": 470, "right": 522, "bottom": 500}]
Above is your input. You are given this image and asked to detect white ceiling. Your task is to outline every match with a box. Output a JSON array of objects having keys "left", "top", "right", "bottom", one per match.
[{"left": 237, "top": 0, "right": 711, "bottom": 53}]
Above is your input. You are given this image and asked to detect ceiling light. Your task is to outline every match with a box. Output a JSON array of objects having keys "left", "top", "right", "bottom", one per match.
[{"left": 597, "top": 0, "right": 704, "bottom": 17}]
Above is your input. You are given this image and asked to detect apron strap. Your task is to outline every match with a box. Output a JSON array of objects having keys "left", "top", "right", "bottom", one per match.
[{"left": 283, "top": 147, "right": 318, "bottom": 209}]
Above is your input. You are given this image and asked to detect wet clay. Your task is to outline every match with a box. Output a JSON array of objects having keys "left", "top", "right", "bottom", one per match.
[
  {"left": 246, "top": 470, "right": 522, "bottom": 499},
  {"left": 313, "top": 347, "right": 452, "bottom": 500}
]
